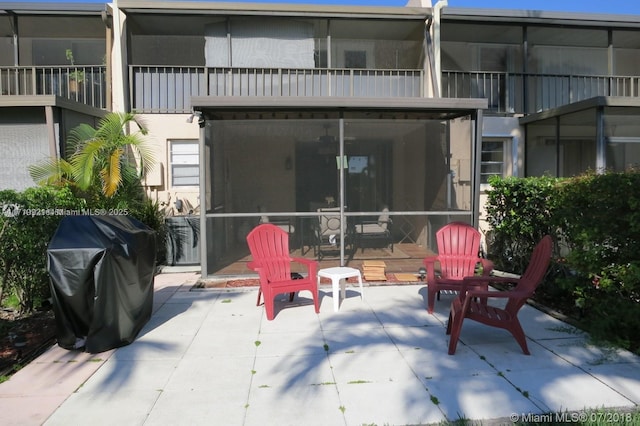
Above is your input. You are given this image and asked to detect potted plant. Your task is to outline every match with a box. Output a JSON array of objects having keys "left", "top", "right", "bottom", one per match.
[{"left": 65, "top": 49, "right": 85, "bottom": 94}]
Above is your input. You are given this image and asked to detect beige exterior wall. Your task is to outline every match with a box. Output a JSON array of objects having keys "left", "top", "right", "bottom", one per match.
[
  {"left": 478, "top": 116, "right": 524, "bottom": 247},
  {"left": 140, "top": 114, "right": 201, "bottom": 214}
]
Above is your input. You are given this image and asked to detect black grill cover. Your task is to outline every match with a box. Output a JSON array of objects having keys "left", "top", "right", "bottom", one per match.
[{"left": 47, "top": 215, "right": 156, "bottom": 353}]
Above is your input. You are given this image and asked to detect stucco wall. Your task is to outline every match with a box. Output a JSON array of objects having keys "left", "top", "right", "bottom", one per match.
[
  {"left": 139, "top": 114, "right": 201, "bottom": 214},
  {"left": 478, "top": 116, "right": 523, "bottom": 245}
]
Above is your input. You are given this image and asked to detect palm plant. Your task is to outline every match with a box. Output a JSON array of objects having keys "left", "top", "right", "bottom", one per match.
[
  {"left": 30, "top": 112, "right": 154, "bottom": 198},
  {"left": 28, "top": 157, "right": 75, "bottom": 188},
  {"left": 69, "top": 112, "right": 154, "bottom": 197}
]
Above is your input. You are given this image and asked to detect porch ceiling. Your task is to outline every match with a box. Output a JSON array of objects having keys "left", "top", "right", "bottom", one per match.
[{"left": 0, "top": 95, "right": 106, "bottom": 116}]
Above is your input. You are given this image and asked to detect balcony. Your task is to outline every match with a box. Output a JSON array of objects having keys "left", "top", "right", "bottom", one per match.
[
  {"left": 442, "top": 71, "right": 640, "bottom": 114},
  {"left": 130, "top": 66, "right": 424, "bottom": 113},
  {"left": 0, "top": 65, "right": 107, "bottom": 109}
]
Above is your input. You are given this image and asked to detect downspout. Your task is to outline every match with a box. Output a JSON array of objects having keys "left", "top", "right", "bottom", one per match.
[
  {"left": 8, "top": 11, "right": 18, "bottom": 66},
  {"left": 102, "top": 9, "right": 113, "bottom": 111},
  {"left": 472, "top": 109, "right": 483, "bottom": 228},
  {"left": 424, "top": 18, "right": 437, "bottom": 97},
  {"left": 8, "top": 11, "right": 20, "bottom": 96},
  {"left": 110, "top": 0, "right": 128, "bottom": 112},
  {"left": 45, "top": 106, "right": 57, "bottom": 159},
  {"left": 198, "top": 113, "right": 207, "bottom": 277},
  {"left": 596, "top": 106, "right": 606, "bottom": 172},
  {"left": 326, "top": 19, "right": 332, "bottom": 96},
  {"left": 429, "top": 0, "right": 448, "bottom": 98},
  {"left": 339, "top": 117, "right": 345, "bottom": 266}
]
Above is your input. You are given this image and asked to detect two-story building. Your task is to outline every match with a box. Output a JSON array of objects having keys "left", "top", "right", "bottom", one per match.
[
  {"left": 0, "top": 2, "right": 108, "bottom": 191},
  {"left": 439, "top": 7, "right": 640, "bottom": 233},
  {"left": 1, "top": 1, "right": 639, "bottom": 277}
]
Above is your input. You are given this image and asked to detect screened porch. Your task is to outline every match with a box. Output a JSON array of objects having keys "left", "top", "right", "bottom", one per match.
[{"left": 192, "top": 97, "right": 487, "bottom": 278}]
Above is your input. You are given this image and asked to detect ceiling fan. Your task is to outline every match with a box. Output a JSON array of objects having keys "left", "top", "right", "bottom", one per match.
[
  {"left": 315, "top": 123, "right": 355, "bottom": 144},
  {"left": 316, "top": 123, "right": 337, "bottom": 144}
]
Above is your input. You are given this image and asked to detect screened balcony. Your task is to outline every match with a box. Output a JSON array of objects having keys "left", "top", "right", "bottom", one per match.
[
  {"left": 123, "top": 8, "right": 428, "bottom": 113},
  {"left": 442, "top": 71, "right": 640, "bottom": 114},
  {"left": 0, "top": 65, "right": 107, "bottom": 109},
  {"left": 440, "top": 17, "right": 640, "bottom": 115},
  {"left": 129, "top": 66, "right": 424, "bottom": 113}
]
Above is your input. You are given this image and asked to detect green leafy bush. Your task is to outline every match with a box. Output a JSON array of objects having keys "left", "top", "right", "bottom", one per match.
[
  {"left": 554, "top": 172, "right": 640, "bottom": 351},
  {"left": 0, "top": 186, "right": 86, "bottom": 312},
  {"left": 0, "top": 113, "right": 165, "bottom": 314},
  {"left": 485, "top": 172, "right": 640, "bottom": 353},
  {"left": 0, "top": 185, "right": 166, "bottom": 314},
  {"left": 484, "top": 175, "right": 559, "bottom": 274}
]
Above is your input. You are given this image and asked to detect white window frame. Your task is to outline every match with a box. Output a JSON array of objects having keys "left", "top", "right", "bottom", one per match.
[
  {"left": 169, "top": 139, "right": 199, "bottom": 187},
  {"left": 480, "top": 137, "right": 512, "bottom": 189}
]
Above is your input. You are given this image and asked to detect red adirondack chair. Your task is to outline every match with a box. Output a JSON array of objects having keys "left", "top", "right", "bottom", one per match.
[
  {"left": 246, "top": 223, "right": 320, "bottom": 320},
  {"left": 446, "top": 235, "right": 553, "bottom": 355},
  {"left": 423, "top": 222, "right": 494, "bottom": 313}
]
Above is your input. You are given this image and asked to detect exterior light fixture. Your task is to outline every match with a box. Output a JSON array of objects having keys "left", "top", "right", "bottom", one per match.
[{"left": 186, "top": 110, "right": 203, "bottom": 124}]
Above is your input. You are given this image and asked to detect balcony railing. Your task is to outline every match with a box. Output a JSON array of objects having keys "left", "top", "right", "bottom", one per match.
[
  {"left": 0, "top": 65, "right": 107, "bottom": 109},
  {"left": 130, "top": 66, "right": 424, "bottom": 113},
  {"left": 442, "top": 71, "right": 640, "bottom": 114}
]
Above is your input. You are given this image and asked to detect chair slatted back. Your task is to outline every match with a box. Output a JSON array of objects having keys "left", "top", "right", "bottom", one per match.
[
  {"left": 246, "top": 224, "right": 292, "bottom": 282},
  {"left": 505, "top": 235, "right": 553, "bottom": 313},
  {"left": 436, "top": 222, "right": 482, "bottom": 279}
]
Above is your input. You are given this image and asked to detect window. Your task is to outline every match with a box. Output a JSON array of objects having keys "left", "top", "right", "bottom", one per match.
[
  {"left": 481, "top": 139, "right": 506, "bottom": 184},
  {"left": 170, "top": 140, "right": 199, "bottom": 186},
  {"left": 344, "top": 50, "right": 367, "bottom": 68}
]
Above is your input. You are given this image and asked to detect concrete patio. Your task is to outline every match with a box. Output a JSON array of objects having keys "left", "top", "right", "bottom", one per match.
[{"left": 1, "top": 271, "right": 639, "bottom": 425}]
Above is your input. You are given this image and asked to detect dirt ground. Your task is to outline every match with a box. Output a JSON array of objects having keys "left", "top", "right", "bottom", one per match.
[{"left": 0, "top": 309, "right": 57, "bottom": 377}]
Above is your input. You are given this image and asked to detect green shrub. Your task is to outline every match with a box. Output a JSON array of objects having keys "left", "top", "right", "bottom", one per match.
[
  {"left": 0, "top": 186, "right": 86, "bottom": 313},
  {"left": 126, "top": 197, "right": 167, "bottom": 266},
  {"left": 0, "top": 185, "right": 166, "bottom": 314},
  {"left": 554, "top": 172, "right": 640, "bottom": 352},
  {"left": 484, "top": 175, "right": 559, "bottom": 274},
  {"left": 485, "top": 172, "right": 640, "bottom": 353}
]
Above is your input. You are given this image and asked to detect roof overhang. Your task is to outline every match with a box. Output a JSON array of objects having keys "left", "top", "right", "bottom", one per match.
[
  {"left": 0, "top": 95, "right": 106, "bottom": 117},
  {"left": 520, "top": 96, "right": 640, "bottom": 124},
  {"left": 191, "top": 96, "right": 487, "bottom": 120},
  {"left": 114, "top": 1, "right": 431, "bottom": 20},
  {"left": 442, "top": 7, "right": 640, "bottom": 28},
  {"left": 0, "top": 2, "right": 106, "bottom": 15}
]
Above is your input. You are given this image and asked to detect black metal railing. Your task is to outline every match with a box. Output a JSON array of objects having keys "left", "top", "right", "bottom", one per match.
[
  {"left": 442, "top": 70, "right": 640, "bottom": 114},
  {"left": 0, "top": 65, "right": 107, "bottom": 109},
  {"left": 130, "top": 65, "right": 424, "bottom": 113}
]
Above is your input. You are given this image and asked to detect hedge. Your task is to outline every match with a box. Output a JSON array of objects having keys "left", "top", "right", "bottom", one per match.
[
  {"left": 485, "top": 172, "right": 640, "bottom": 353},
  {"left": 0, "top": 186, "right": 164, "bottom": 314}
]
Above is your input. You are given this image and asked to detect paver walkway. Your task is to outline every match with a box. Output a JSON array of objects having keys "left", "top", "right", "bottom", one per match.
[{"left": 1, "top": 272, "right": 639, "bottom": 425}]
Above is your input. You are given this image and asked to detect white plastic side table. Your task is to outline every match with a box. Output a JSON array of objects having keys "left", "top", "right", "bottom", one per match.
[{"left": 317, "top": 266, "right": 364, "bottom": 311}]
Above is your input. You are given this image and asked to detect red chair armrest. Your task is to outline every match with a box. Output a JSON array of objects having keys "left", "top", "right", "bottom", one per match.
[
  {"left": 291, "top": 257, "right": 318, "bottom": 277},
  {"left": 423, "top": 255, "right": 440, "bottom": 282},
  {"left": 462, "top": 275, "right": 520, "bottom": 286},
  {"left": 457, "top": 275, "right": 518, "bottom": 299},
  {"left": 423, "top": 256, "right": 438, "bottom": 266},
  {"left": 480, "top": 258, "right": 494, "bottom": 275},
  {"left": 464, "top": 289, "right": 532, "bottom": 304},
  {"left": 291, "top": 257, "right": 315, "bottom": 266}
]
